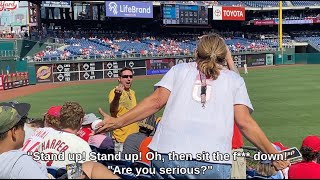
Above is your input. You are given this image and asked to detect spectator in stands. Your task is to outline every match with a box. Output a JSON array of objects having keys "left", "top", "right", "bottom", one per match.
[
  {"left": 121, "top": 114, "right": 156, "bottom": 160},
  {"left": 23, "top": 117, "right": 44, "bottom": 145},
  {"left": 78, "top": 113, "right": 100, "bottom": 142},
  {"left": 22, "top": 106, "right": 62, "bottom": 152},
  {"left": 26, "top": 118, "right": 44, "bottom": 130},
  {"left": 108, "top": 67, "right": 139, "bottom": 155},
  {"left": 0, "top": 102, "right": 49, "bottom": 178},
  {"left": 36, "top": 102, "right": 93, "bottom": 168},
  {"left": 288, "top": 135, "right": 320, "bottom": 179},
  {"left": 78, "top": 113, "right": 114, "bottom": 152},
  {"left": 0, "top": 102, "right": 118, "bottom": 179},
  {"left": 95, "top": 34, "right": 289, "bottom": 179}
]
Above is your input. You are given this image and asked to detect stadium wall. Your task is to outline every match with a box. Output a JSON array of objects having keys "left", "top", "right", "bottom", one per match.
[
  {"left": 27, "top": 52, "right": 276, "bottom": 85},
  {"left": 4, "top": 50, "right": 320, "bottom": 86}
]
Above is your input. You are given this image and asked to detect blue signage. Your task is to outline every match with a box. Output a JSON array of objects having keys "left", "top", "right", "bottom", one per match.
[{"left": 105, "top": 1, "right": 153, "bottom": 18}]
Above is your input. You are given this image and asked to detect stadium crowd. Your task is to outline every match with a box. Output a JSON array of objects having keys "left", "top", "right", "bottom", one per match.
[{"left": 27, "top": 29, "right": 294, "bottom": 62}]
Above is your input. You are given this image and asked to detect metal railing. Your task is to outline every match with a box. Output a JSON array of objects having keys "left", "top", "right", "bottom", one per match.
[{"left": 25, "top": 48, "right": 282, "bottom": 62}]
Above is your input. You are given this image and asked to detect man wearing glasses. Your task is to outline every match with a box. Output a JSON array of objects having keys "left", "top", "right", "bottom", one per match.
[{"left": 108, "top": 67, "right": 139, "bottom": 155}]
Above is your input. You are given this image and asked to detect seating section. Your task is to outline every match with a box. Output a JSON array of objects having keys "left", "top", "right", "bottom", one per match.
[
  {"left": 31, "top": 34, "right": 297, "bottom": 61},
  {"left": 291, "top": 1, "right": 320, "bottom": 6},
  {"left": 242, "top": 1, "right": 287, "bottom": 7},
  {"left": 295, "top": 37, "right": 320, "bottom": 48},
  {"left": 159, "top": 1, "right": 320, "bottom": 7},
  {"left": 218, "top": 1, "right": 245, "bottom": 6}
]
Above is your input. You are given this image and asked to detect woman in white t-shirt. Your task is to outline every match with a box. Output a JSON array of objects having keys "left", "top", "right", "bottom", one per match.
[{"left": 95, "top": 34, "right": 289, "bottom": 179}]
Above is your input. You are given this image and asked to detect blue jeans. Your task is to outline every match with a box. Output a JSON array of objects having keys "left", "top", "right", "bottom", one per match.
[{"left": 151, "top": 153, "right": 231, "bottom": 179}]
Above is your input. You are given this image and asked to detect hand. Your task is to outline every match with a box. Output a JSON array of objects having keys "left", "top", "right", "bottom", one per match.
[
  {"left": 272, "top": 159, "right": 290, "bottom": 171},
  {"left": 225, "top": 45, "right": 234, "bottom": 68},
  {"left": 114, "top": 83, "right": 124, "bottom": 95},
  {"left": 225, "top": 45, "right": 239, "bottom": 74},
  {"left": 93, "top": 108, "right": 122, "bottom": 134}
]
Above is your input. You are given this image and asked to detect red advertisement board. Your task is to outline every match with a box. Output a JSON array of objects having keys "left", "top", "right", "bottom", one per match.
[{"left": 212, "top": 6, "right": 245, "bottom": 21}]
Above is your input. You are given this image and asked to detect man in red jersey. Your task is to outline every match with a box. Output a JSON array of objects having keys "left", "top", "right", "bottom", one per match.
[{"left": 288, "top": 135, "right": 320, "bottom": 179}]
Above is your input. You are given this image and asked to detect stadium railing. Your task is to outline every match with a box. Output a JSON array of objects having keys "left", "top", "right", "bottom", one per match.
[{"left": 27, "top": 48, "right": 279, "bottom": 62}]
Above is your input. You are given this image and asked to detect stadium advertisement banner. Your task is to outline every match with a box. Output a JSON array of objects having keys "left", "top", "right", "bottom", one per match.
[
  {"left": 41, "top": 1, "right": 71, "bottom": 8},
  {"left": 175, "top": 57, "right": 195, "bottom": 64},
  {"left": 254, "top": 20, "right": 275, "bottom": 26},
  {"left": 124, "top": 60, "right": 146, "bottom": 76},
  {"left": 35, "top": 65, "right": 53, "bottom": 83},
  {"left": 275, "top": 19, "right": 313, "bottom": 25},
  {"left": 79, "top": 62, "right": 103, "bottom": 80},
  {"left": 266, "top": 54, "right": 274, "bottom": 66},
  {"left": 105, "top": 1, "right": 153, "bottom": 18},
  {"left": 255, "top": 19, "right": 314, "bottom": 26},
  {"left": 311, "top": 17, "right": 320, "bottom": 24},
  {"left": 246, "top": 54, "right": 266, "bottom": 67},
  {"left": 212, "top": 6, "right": 245, "bottom": 21},
  {"left": 0, "top": 1, "right": 18, "bottom": 11},
  {"left": 0, "top": 1, "right": 28, "bottom": 29},
  {"left": 232, "top": 54, "right": 246, "bottom": 68},
  {"left": 146, "top": 58, "right": 175, "bottom": 75},
  {"left": 52, "top": 63, "right": 79, "bottom": 82},
  {"left": 103, "top": 61, "right": 125, "bottom": 78}
]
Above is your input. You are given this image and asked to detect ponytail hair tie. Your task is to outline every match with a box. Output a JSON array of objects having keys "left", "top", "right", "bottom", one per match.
[{"left": 210, "top": 53, "right": 217, "bottom": 60}]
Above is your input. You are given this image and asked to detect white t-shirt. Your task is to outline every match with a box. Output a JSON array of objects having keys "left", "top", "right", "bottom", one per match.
[
  {"left": 22, "top": 127, "right": 55, "bottom": 153},
  {"left": 148, "top": 62, "right": 253, "bottom": 164},
  {"left": 36, "top": 130, "right": 92, "bottom": 168}
]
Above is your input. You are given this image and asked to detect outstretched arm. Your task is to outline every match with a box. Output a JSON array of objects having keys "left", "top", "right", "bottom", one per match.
[
  {"left": 82, "top": 161, "right": 121, "bottom": 179},
  {"left": 96, "top": 87, "right": 170, "bottom": 133},
  {"left": 234, "top": 104, "right": 289, "bottom": 170},
  {"left": 225, "top": 45, "right": 240, "bottom": 74}
]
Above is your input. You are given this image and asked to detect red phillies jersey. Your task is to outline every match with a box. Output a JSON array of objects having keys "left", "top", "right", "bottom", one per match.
[
  {"left": 288, "top": 161, "right": 320, "bottom": 179},
  {"left": 232, "top": 123, "right": 243, "bottom": 149},
  {"left": 78, "top": 127, "right": 92, "bottom": 142}
]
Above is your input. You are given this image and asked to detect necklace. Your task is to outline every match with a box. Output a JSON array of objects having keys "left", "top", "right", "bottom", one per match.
[{"left": 125, "top": 90, "right": 131, "bottom": 100}]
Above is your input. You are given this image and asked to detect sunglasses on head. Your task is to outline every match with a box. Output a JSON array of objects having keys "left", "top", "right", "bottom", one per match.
[{"left": 121, "top": 75, "right": 133, "bottom": 78}]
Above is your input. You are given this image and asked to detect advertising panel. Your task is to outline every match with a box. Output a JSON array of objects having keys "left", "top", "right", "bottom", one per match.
[
  {"left": 254, "top": 20, "right": 275, "bottom": 26},
  {"left": 0, "top": 1, "right": 28, "bottom": 29},
  {"left": 0, "top": 1, "right": 18, "bottom": 11},
  {"left": 79, "top": 62, "right": 103, "bottom": 80},
  {"left": 212, "top": 6, "right": 245, "bottom": 21},
  {"left": 232, "top": 54, "right": 246, "bottom": 68},
  {"left": 125, "top": 60, "right": 146, "bottom": 76},
  {"left": 52, "top": 63, "right": 79, "bottom": 82},
  {"left": 103, "top": 61, "right": 125, "bottom": 78},
  {"left": 266, "top": 54, "right": 274, "bottom": 66},
  {"left": 105, "top": 1, "right": 153, "bottom": 18},
  {"left": 246, "top": 54, "right": 266, "bottom": 67},
  {"left": 36, "top": 65, "right": 53, "bottom": 83},
  {"left": 146, "top": 58, "right": 175, "bottom": 75},
  {"left": 41, "top": 1, "right": 71, "bottom": 8}
]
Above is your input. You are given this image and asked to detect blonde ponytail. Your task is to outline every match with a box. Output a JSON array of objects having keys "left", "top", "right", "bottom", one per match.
[
  {"left": 195, "top": 34, "right": 227, "bottom": 79},
  {"left": 197, "top": 58, "right": 220, "bottom": 80}
]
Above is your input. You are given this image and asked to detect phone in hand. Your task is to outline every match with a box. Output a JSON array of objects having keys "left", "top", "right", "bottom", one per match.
[{"left": 66, "top": 163, "right": 84, "bottom": 179}]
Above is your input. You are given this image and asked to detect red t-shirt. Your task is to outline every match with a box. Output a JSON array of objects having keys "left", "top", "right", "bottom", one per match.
[
  {"left": 78, "top": 127, "right": 92, "bottom": 142},
  {"left": 288, "top": 161, "right": 320, "bottom": 179},
  {"left": 232, "top": 123, "right": 243, "bottom": 149}
]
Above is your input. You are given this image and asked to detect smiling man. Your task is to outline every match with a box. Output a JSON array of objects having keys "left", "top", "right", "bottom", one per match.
[{"left": 108, "top": 67, "right": 139, "bottom": 155}]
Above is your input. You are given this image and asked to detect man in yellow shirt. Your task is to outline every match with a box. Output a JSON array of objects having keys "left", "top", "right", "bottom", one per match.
[{"left": 108, "top": 67, "right": 139, "bottom": 155}]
